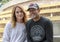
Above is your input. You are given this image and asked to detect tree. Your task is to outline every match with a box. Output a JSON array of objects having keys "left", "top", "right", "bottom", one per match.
[
  {"left": 0, "top": 0, "right": 10, "bottom": 7},
  {"left": 0, "top": 0, "right": 2, "bottom": 2},
  {"left": 2, "top": 0, "right": 9, "bottom": 4}
]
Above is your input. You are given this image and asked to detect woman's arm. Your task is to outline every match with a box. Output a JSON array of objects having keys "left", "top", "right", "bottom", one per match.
[{"left": 3, "top": 22, "right": 11, "bottom": 42}]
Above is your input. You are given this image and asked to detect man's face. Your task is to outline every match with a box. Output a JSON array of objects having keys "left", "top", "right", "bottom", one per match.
[{"left": 29, "top": 8, "right": 40, "bottom": 19}]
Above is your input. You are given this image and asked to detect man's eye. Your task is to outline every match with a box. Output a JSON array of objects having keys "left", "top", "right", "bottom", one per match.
[{"left": 16, "top": 11, "right": 19, "bottom": 13}]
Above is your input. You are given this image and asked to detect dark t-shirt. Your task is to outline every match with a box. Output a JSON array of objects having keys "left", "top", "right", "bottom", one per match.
[{"left": 26, "top": 17, "right": 53, "bottom": 42}]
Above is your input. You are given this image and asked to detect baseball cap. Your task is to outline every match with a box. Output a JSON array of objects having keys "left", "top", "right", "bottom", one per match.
[{"left": 27, "top": 3, "right": 39, "bottom": 11}]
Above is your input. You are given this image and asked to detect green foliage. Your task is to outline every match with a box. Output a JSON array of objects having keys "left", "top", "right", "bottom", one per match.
[
  {"left": 0, "top": 0, "right": 10, "bottom": 7},
  {"left": 0, "top": 0, "right": 10, "bottom": 5}
]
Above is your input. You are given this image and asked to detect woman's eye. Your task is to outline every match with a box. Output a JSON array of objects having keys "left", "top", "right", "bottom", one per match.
[
  {"left": 16, "top": 11, "right": 23, "bottom": 14},
  {"left": 20, "top": 11, "right": 23, "bottom": 13}
]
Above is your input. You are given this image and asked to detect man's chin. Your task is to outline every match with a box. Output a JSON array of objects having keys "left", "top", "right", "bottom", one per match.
[{"left": 31, "top": 16, "right": 36, "bottom": 19}]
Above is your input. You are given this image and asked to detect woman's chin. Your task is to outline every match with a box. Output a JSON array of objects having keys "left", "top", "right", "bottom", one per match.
[{"left": 17, "top": 17, "right": 23, "bottom": 19}]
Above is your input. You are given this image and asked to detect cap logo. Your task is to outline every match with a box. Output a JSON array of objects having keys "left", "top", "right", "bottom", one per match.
[{"left": 30, "top": 4, "right": 34, "bottom": 6}]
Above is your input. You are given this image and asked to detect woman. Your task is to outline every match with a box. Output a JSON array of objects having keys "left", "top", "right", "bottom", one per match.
[{"left": 3, "top": 6, "right": 27, "bottom": 42}]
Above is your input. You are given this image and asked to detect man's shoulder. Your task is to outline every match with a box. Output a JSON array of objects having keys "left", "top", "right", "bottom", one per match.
[
  {"left": 41, "top": 17, "right": 52, "bottom": 24},
  {"left": 26, "top": 19, "right": 32, "bottom": 24},
  {"left": 41, "top": 17, "right": 51, "bottom": 22}
]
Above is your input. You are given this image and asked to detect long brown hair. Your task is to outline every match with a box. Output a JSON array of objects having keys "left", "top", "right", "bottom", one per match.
[{"left": 11, "top": 6, "right": 26, "bottom": 28}]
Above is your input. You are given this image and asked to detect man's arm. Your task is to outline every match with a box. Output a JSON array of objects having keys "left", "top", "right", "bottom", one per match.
[
  {"left": 26, "top": 20, "right": 32, "bottom": 42},
  {"left": 44, "top": 20, "right": 53, "bottom": 42}
]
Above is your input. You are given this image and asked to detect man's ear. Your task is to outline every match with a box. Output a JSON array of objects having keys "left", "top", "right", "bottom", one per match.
[{"left": 38, "top": 8, "right": 40, "bottom": 12}]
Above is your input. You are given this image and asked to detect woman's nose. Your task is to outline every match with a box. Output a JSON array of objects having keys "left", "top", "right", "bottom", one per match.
[{"left": 19, "top": 12, "right": 21, "bottom": 15}]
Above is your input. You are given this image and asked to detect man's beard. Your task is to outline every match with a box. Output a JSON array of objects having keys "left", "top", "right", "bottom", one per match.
[
  {"left": 30, "top": 14, "right": 39, "bottom": 19},
  {"left": 31, "top": 14, "right": 37, "bottom": 19}
]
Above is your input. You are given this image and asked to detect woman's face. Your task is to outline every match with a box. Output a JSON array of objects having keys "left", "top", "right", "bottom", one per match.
[{"left": 15, "top": 7, "right": 24, "bottom": 21}]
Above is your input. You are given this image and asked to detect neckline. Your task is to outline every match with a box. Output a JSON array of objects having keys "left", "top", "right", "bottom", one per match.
[{"left": 16, "top": 22, "right": 24, "bottom": 25}]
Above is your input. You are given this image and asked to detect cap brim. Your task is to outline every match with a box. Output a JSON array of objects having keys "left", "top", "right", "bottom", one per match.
[
  {"left": 27, "top": 8, "right": 30, "bottom": 11},
  {"left": 27, "top": 6, "right": 37, "bottom": 11},
  {"left": 27, "top": 8, "right": 37, "bottom": 11}
]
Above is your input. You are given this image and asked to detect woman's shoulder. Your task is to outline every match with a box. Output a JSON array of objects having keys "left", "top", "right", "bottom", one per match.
[
  {"left": 5, "top": 21, "right": 12, "bottom": 29},
  {"left": 3, "top": 21, "right": 12, "bottom": 33},
  {"left": 6, "top": 21, "right": 11, "bottom": 26}
]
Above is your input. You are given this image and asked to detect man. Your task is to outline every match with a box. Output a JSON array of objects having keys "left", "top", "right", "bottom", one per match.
[{"left": 26, "top": 3, "right": 53, "bottom": 42}]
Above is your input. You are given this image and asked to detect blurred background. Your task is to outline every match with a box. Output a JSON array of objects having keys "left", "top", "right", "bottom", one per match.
[{"left": 0, "top": 0, "right": 60, "bottom": 42}]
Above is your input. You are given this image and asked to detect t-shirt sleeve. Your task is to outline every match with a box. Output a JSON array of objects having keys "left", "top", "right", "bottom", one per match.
[
  {"left": 44, "top": 20, "right": 53, "bottom": 42},
  {"left": 3, "top": 22, "right": 11, "bottom": 42},
  {"left": 26, "top": 20, "right": 32, "bottom": 42}
]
